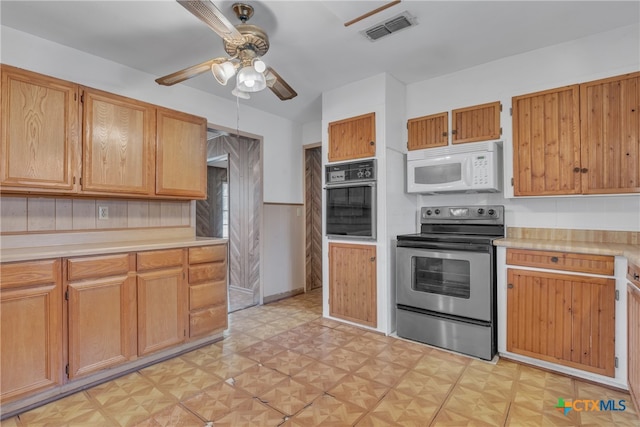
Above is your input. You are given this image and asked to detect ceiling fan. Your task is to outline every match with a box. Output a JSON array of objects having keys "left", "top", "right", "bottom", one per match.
[{"left": 155, "top": 0, "right": 297, "bottom": 101}]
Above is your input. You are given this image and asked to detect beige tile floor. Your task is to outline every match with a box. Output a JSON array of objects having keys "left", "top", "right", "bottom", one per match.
[{"left": 2, "top": 289, "right": 638, "bottom": 426}]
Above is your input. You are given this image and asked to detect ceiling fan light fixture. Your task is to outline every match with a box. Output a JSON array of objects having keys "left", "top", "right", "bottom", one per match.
[
  {"left": 211, "top": 61, "right": 237, "bottom": 85},
  {"left": 253, "top": 58, "right": 266, "bottom": 73},
  {"left": 236, "top": 65, "right": 266, "bottom": 92},
  {"left": 231, "top": 87, "right": 250, "bottom": 99}
]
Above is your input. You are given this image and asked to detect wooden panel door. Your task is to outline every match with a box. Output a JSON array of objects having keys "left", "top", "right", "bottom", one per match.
[
  {"left": 452, "top": 101, "right": 501, "bottom": 144},
  {"left": 66, "top": 254, "right": 136, "bottom": 379},
  {"left": 328, "top": 243, "right": 377, "bottom": 327},
  {"left": 156, "top": 107, "right": 207, "bottom": 198},
  {"left": 1, "top": 65, "right": 79, "bottom": 193},
  {"left": 0, "top": 259, "right": 63, "bottom": 403},
  {"left": 305, "top": 146, "right": 322, "bottom": 290},
  {"left": 507, "top": 268, "right": 615, "bottom": 377},
  {"left": 580, "top": 72, "right": 640, "bottom": 194},
  {"left": 81, "top": 88, "right": 155, "bottom": 196},
  {"left": 628, "top": 281, "right": 640, "bottom": 414},
  {"left": 407, "top": 112, "right": 448, "bottom": 150},
  {"left": 328, "top": 112, "right": 376, "bottom": 162},
  {"left": 512, "top": 85, "right": 581, "bottom": 196},
  {"left": 137, "top": 267, "right": 185, "bottom": 355}
]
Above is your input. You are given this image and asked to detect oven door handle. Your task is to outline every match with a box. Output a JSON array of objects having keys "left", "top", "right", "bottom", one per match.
[
  {"left": 398, "top": 241, "right": 492, "bottom": 252},
  {"left": 324, "top": 182, "right": 376, "bottom": 189}
]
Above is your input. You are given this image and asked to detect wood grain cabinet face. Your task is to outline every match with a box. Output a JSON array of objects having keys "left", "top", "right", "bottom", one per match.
[
  {"left": 1, "top": 65, "right": 79, "bottom": 193},
  {"left": 451, "top": 101, "right": 501, "bottom": 144},
  {"left": 407, "top": 112, "right": 448, "bottom": 151},
  {"left": 65, "top": 254, "right": 136, "bottom": 379},
  {"left": 328, "top": 112, "right": 376, "bottom": 162},
  {"left": 188, "top": 245, "right": 228, "bottom": 338},
  {"left": 81, "top": 88, "right": 155, "bottom": 196},
  {"left": 136, "top": 249, "right": 186, "bottom": 356},
  {"left": 0, "top": 259, "right": 63, "bottom": 403},
  {"left": 156, "top": 108, "right": 207, "bottom": 199},
  {"left": 507, "top": 268, "right": 615, "bottom": 377},
  {"left": 580, "top": 72, "right": 640, "bottom": 194},
  {"left": 628, "top": 265, "right": 640, "bottom": 413},
  {"left": 328, "top": 242, "right": 377, "bottom": 328}
]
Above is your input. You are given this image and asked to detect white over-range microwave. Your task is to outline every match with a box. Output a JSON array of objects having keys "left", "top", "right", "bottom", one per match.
[{"left": 406, "top": 141, "right": 502, "bottom": 194}]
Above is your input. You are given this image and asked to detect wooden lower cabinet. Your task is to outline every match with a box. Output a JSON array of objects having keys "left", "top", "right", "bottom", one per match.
[
  {"left": 628, "top": 262, "right": 640, "bottom": 414},
  {"left": 136, "top": 249, "right": 186, "bottom": 356},
  {"left": 507, "top": 268, "right": 615, "bottom": 377},
  {"left": 328, "top": 242, "right": 377, "bottom": 328},
  {"left": 65, "top": 254, "right": 136, "bottom": 379},
  {"left": 0, "top": 259, "right": 63, "bottom": 403},
  {"left": 188, "top": 245, "right": 228, "bottom": 337}
]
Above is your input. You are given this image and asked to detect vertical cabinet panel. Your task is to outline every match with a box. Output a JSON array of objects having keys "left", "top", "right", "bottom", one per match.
[
  {"left": 328, "top": 112, "right": 376, "bottom": 162},
  {"left": 507, "top": 268, "right": 615, "bottom": 377},
  {"left": 628, "top": 280, "right": 640, "bottom": 414},
  {"left": 452, "top": 101, "right": 501, "bottom": 144},
  {"left": 0, "top": 259, "right": 63, "bottom": 403},
  {"left": 156, "top": 108, "right": 207, "bottom": 199},
  {"left": 82, "top": 88, "right": 155, "bottom": 196},
  {"left": 328, "top": 242, "right": 377, "bottom": 328},
  {"left": 512, "top": 85, "right": 581, "bottom": 196},
  {"left": 407, "top": 112, "right": 448, "bottom": 151},
  {"left": 580, "top": 72, "right": 640, "bottom": 194},
  {"left": 1, "top": 65, "right": 78, "bottom": 193}
]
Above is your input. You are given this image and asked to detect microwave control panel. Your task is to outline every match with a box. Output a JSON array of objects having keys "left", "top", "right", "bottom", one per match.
[{"left": 326, "top": 159, "right": 376, "bottom": 184}]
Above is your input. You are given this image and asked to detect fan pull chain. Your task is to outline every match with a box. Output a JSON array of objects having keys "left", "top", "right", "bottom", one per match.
[{"left": 236, "top": 92, "right": 241, "bottom": 137}]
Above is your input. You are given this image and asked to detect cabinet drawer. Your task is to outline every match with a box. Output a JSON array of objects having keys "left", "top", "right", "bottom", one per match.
[
  {"left": 506, "top": 248, "right": 614, "bottom": 275},
  {"left": 1, "top": 259, "right": 59, "bottom": 289},
  {"left": 67, "top": 254, "right": 130, "bottom": 281},
  {"left": 628, "top": 262, "right": 640, "bottom": 286},
  {"left": 189, "top": 305, "right": 227, "bottom": 337},
  {"left": 137, "top": 249, "right": 184, "bottom": 271},
  {"left": 189, "top": 245, "right": 226, "bottom": 265},
  {"left": 189, "top": 263, "right": 226, "bottom": 284},
  {"left": 190, "top": 281, "right": 226, "bottom": 311}
]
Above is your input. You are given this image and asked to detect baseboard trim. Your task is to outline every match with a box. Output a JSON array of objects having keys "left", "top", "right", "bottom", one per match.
[{"left": 264, "top": 288, "right": 304, "bottom": 304}]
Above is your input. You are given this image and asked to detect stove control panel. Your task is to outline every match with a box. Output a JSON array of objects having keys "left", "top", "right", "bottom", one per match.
[
  {"left": 326, "top": 159, "right": 376, "bottom": 184},
  {"left": 421, "top": 205, "right": 504, "bottom": 223}
]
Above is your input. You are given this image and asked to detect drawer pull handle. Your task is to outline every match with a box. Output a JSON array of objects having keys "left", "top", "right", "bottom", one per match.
[
  {"left": 507, "top": 284, "right": 514, "bottom": 289},
  {"left": 550, "top": 256, "right": 559, "bottom": 263}
]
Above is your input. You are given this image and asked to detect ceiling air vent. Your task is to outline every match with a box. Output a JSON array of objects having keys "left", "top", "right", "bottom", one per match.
[{"left": 362, "top": 12, "right": 417, "bottom": 41}]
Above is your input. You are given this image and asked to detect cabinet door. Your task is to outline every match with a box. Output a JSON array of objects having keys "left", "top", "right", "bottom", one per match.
[
  {"left": 156, "top": 108, "right": 206, "bottom": 199},
  {"left": 628, "top": 282, "right": 640, "bottom": 413},
  {"left": 137, "top": 267, "right": 185, "bottom": 355},
  {"left": 328, "top": 112, "right": 376, "bottom": 162},
  {"left": 407, "top": 112, "right": 448, "bottom": 150},
  {"left": 512, "top": 85, "right": 581, "bottom": 196},
  {"left": 66, "top": 254, "right": 136, "bottom": 379},
  {"left": 452, "top": 101, "right": 501, "bottom": 144},
  {"left": 507, "top": 268, "right": 615, "bottom": 377},
  {"left": 328, "top": 242, "right": 377, "bottom": 327},
  {"left": 0, "top": 259, "right": 63, "bottom": 403},
  {"left": 1, "top": 65, "right": 79, "bottom": 193},
  {"left": 580, "top": 72, "right": 640, "bottom": 194},
  {"left": 81, "top": 88, "right": 155, "bottom": 196}
]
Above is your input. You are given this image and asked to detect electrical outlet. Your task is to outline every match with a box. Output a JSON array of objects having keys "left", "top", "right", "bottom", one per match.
[{"left": 98, "top": 206, "right": 109, "bottom": 220}]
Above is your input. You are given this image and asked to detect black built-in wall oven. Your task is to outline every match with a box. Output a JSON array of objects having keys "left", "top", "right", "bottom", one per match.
[
  {"left": 396, "top": 205, "right": 504, "bottom": 360},
  {"left": 325, "top": 159, "right": 376, "bottom": 240}
]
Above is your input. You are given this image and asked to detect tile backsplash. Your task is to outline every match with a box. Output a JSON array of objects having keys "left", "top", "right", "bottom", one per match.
[{"left": 0, "top": 196, "right": 191, "bottom": 233}]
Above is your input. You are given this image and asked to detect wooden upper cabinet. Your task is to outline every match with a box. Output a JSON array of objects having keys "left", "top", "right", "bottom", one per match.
[
  {"left": 512, "top": 85, "right": 581, "bottom": 196},
  {"left": 407, "top": 112, "right": 448, "bottom": 150},
  {"left": 452, "top": 101, "right": 501, "bottom": 144},
  {"left": 156, "top": 108, "right": 207, "bottom": 199},
  {"left": 0, "top": 65, "right": 79, "bottom": 193},
  {"left": 580, "top": 72, "right": 640, "bottom": 194},
  {"left": 328, "top": 112, "right": 376, "bottom": 162},
  {"left": 81, "top": 88, "right": 155, "bottom": 196}
]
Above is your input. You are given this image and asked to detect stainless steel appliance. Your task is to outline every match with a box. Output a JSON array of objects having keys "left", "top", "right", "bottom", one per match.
[
  {"left": 396, "top": 205, "right": 504, "bottom": 360},
  {"left": 325, "top": 159, "right": 376, "bottom": 240}
]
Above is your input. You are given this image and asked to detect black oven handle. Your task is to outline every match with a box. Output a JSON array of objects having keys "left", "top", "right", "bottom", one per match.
[
  {"left": 324, "top": 182, "right": 376, "bottom": 189},
  {"left": 397, "top": 241, "right": 492, "bottom": 253}
]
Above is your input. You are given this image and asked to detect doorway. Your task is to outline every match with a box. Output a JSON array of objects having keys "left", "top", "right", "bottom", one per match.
[
  {"left": 197, "top": 128, "right": 262, "bottom": 312},
  {"left": 304, "top": 145, "right": 322, "bottom": 291}
]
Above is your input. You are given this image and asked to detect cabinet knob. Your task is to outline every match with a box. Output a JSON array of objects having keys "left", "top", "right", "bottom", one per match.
[
  {"left": 573, "top": 167, "right": 580, "bottom": 173},
  {"left": 581, "top": 168, "right": 588, "bottom": 173},
  {"left": 370, "top": 257, "right": 376, "bottom": 262},
  {"left": 369, "top": 141, "right": 375, "bottom": 146},
  {"left": 634, "top": 273, "right": 640, "bottom": 280},
  {"left": 550, "top": 256, "right": 559, "bottom": 263},
  {"left": 507, "top": 283, "right": 514, "bottom": 289}
]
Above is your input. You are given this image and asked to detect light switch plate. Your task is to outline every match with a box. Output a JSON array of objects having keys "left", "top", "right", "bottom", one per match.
[{"left": 98, "top": 206, "right": 109, "bottom": 220}]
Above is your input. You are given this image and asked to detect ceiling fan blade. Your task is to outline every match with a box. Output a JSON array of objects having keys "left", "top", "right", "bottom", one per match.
[
  {"left": 264, "top": 67, "right": 297, "bottom": 101},
  {"left": 155, "top": 57, "right": 226, "bottom": 86},
  {"left": 177, "top": 0, "right": 245, "bottom": 43},
  {"left": 344, "top": 0, "right": 402, "bottom": 27}
]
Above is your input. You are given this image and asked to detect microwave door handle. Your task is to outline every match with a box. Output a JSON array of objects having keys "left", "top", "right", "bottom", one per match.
[{"left": 463, "top": 157, "right": 473, "bottom": 186}]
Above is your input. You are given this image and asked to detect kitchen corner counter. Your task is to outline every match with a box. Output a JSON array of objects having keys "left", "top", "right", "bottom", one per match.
[
  {"left": 493, "top": 227, "right": 640, "bottom": 266},
  {"left": 0, "top": 236, "right": 226, "bottom": 263}
]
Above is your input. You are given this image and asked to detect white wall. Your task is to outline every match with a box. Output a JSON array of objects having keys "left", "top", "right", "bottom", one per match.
[{"left": 406, "top": 24, "right": 640, "bottom": 232}]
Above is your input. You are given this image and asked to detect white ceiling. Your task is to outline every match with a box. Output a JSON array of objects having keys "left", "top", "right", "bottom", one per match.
[{"left": 2, "top": 1, "right": 638, "bottom": 124}]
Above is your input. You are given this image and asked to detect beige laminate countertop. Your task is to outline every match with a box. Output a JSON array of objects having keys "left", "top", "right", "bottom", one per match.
[{"left": 0, "top": 236, "right": 226, "bottom": 263}]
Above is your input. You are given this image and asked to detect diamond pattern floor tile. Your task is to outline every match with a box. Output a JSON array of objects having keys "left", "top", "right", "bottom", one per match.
[
  {"left": 261, "top": 349, "right": 317, "bottom": 376},
  {"left": 131, "top": 404, "right": 204, "bottom": 427},
  {"left": 328, "top": 374, "right": 390, "bottom": 410},
  {"left": 231, "top": 364, "right": 289, "bottom": 397},
  {"left": 259, "top": 377, "right": 323, "bottom": 416},
  {"left": 291, "top": 360, "right": 350, "bottom": 392},
  {"left": 354, "top": 357, "right": 409, "bottom": 387},
  {"left": 288, "top": 394, "right": 366, "bottom": 426},
  {"left": 16, "top": 392, "right": 111, "bottom": 427},
  {"left": 181, "top": 380, "right": 253, "bottom": 422},
  {"left": 236, "top": 340, "right": 287, "bottom": 364},
  {"left": 365, "top": 388, "right": 440, "bottom": 426},
  {"left": 138, "top": 357, "right": 221, "bottom": 400},
  {"left": 211, "top": 398, "right": 286, "bottom": 427}
]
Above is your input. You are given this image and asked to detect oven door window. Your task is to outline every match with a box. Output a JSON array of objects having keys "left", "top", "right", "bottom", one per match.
[
  {"left": 412, "top": 256, "right": 471, "bottom": 299},
  {"left": 326, "top": 185, "right": 374, "bottom": 238}
]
